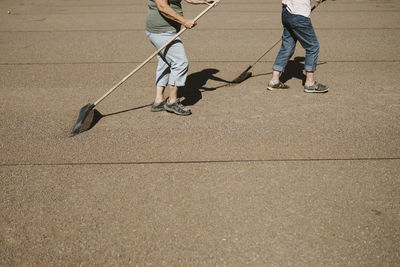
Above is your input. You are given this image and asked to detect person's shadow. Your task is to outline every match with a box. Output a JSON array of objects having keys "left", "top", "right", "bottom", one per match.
[
  {"left": 279, "top": 56, "right": 307, "bottom": 85},
  {"left": 280, "top": 56, "right": 327, "bottom": 85},
  {"left": 178, "top": 68, "right": 230, "bottom": 106}
]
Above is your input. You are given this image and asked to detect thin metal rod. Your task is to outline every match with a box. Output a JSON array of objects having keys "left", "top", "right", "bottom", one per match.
[{"left": 94, "top": 1, "right": 218, "bottom": 106}]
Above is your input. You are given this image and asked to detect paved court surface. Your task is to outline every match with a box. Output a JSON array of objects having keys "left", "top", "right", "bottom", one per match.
[{"left": 1, "top": 0, "right": 399, "bottom": 265}]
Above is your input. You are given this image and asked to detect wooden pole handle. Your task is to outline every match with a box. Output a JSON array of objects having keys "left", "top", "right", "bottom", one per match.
[{"left": 94, "top": 1, "right": 218, "bottom": 106}]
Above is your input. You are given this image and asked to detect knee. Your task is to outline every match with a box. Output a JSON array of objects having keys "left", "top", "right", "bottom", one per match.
[
  {"left": 309, "top": 42, "right": 320, "bottom": 55},
  {"left": 181, "top": 58, "right": 189, "bottom": 70},
  {"left": 174, "top": 58, "right": 189, "bottom": 74},
  {"left": 282, "top": 39, "right": 296, "bottom": 51},
  {"left": 280, "top": 41, "right": 296, "bottom": 58}
]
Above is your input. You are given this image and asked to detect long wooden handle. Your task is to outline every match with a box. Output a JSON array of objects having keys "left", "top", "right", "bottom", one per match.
[{"left": 94, "top": 1, "right": 218, "bottom": 106}]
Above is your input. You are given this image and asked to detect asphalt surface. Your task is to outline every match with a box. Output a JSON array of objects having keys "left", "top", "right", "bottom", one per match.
[{"left": 1, "top": 0, "right": 399, "bottom": 265}]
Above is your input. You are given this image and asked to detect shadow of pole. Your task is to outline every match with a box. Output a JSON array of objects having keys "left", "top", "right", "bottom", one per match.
[
  {"left": 102, "top": 104, "right": 152, "bottom": 117},
  {"left": 82, "top": 104, "right": 151, "bottom": 133}
]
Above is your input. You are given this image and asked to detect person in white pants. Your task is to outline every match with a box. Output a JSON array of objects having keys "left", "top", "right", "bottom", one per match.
[{"left": 146, "top": 0, "right": 218, "bottom": 115}]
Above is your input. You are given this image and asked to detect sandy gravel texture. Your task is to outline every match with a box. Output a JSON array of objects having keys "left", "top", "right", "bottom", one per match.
[{"left": 1, "top": 0, "right": 399, "bottom": 265}]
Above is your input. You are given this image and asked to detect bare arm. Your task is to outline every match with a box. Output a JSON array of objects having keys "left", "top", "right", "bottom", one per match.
[
  {"left": 184, "top": 0, "right": 216, "bottom": 4},
  {"left": 155, "top": 0, "right": 196, "bottom": 29}
]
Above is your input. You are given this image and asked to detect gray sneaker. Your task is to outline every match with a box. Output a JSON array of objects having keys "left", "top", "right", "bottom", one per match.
[
  {"left": 267, "top": 81, "right": 290, "bottom": 91},
  {"left": 164, "top": 99, "right": 192, "bottom": 116},
  {"left": 304, "top": 82, "right": 329, "bottom": 93},
  {"left": 151, "top": 99, "right": 167, "bottom": 112}
]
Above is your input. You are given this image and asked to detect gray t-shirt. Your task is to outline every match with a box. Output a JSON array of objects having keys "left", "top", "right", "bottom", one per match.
[{"left": 146, "top": 0, "right": 183, "bottom": 33}]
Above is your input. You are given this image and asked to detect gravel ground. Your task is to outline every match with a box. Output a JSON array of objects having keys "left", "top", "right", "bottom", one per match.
[{"left": 1, "top": 0, "right": 399, "bottom": 265}]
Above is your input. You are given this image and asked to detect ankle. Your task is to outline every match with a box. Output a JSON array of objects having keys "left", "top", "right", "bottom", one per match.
[
  {"left": 168, "top": 97, "right": 177, "bottom": 104},
  {"left": 154, "top": 98, "right": 164, "bottom": 104},
  {"left": 305, "top": 80, "right": 315, "bottom": 86},
  {"left": 270, "top": 80, "right": 280, "bottom": 85}
]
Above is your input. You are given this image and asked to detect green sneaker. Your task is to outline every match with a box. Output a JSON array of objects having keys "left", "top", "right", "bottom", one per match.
[
  {"left": 304, "top": 82, "right": 329, "bottom": 93},
  {"left": 267, "top": 81, "right": 290, "bottom": 91}
]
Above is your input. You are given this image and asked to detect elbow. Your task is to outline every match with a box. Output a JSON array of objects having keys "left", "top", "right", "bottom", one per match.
[{"left": 155, "top": 2, "right": 168, "bottom": 13}]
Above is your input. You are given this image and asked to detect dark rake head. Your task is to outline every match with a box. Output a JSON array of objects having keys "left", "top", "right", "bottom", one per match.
[
  {"left": 231, "top": 71, "right": 252, "bottom": 84},
  {"left": 70, "top": 103, "right": 95, "bottom": 135}
]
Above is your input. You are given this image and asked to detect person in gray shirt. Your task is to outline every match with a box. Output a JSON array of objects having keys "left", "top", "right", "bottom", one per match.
[{"left": 146, "top": 0, "right": 218, "bottom": 115}]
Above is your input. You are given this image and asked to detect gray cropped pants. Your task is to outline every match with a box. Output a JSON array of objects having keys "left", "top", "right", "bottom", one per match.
[{"left": 146, "top": 31, "right": 189, "bottom": 87}]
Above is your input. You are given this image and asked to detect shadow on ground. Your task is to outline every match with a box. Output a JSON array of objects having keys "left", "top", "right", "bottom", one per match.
[
  {"left": 70, "top": 68, "right": 230, "bottom": 135},
  {"left": 280, "top": 57, "right": 327, "bottom": 85},
  {"left": 280, "top": 57, "right": 307, "bottom": 84},
  {"left": 230, "top": 56, "right": 327, "bottom": 85},
  {"left": 70, "top": 104, "right": 151, "bottom": 136},
  {"left": 71, "top": 61, "right": 327, "bottom": 135},
  {"left": 179, "top": 68, "right": 231, "bottom": 106}
]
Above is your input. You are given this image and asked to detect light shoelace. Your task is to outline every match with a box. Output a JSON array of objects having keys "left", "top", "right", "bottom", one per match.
[{"left": 175, "top": 100, "right": 190, "bottom": 111}]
